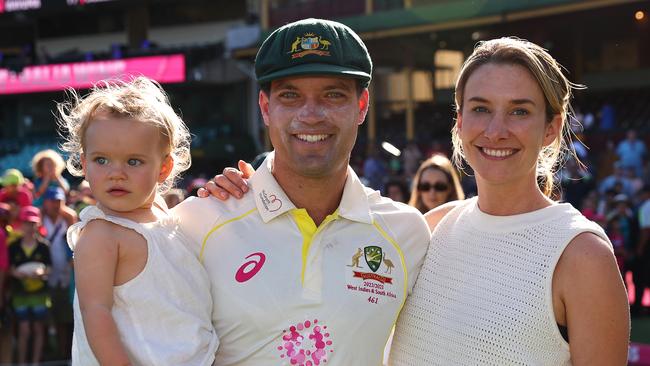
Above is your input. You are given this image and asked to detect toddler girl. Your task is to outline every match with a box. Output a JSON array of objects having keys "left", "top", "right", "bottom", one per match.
[{"left": 59, "top": 77, "right": 219, "bottom": 365}]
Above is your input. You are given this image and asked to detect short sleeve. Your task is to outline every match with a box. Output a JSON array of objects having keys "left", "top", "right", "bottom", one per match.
[{"left": 172, "top": 196, "right": 223, "bottom": 252}]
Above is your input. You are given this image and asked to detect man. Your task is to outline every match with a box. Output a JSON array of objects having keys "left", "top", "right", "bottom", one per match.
[
  {"left": 616, "top": 129, "right": 646, "bottom": 178},
  {"left": 174, "top": 18, "right": 430, "bottom": 365}
]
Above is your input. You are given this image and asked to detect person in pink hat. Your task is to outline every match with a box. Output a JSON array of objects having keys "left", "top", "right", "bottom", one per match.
[{"left": 9, "top": 205, "right": 51, "bottom": 366}]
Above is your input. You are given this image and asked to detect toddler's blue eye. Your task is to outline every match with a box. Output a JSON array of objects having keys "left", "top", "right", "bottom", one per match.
[
  {"left": 94, "top": 157, "right": 108, "bottom": 165},
  {"left": 128, "top": 159, "right": 142, "bottom": 166}
]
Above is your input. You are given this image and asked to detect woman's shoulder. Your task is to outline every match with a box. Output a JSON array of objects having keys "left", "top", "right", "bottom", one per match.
[
  {"left": 424, "top": 198, "right": 472, "bottom": 232},
  {"left": 561, "top": 232, "right": 614, "bottom": 268}
]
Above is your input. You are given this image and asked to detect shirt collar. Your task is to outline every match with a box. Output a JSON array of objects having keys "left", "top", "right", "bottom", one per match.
[
  {"left": 338, "top": 166, "right": 373, "bottom": 224},
  {"left": 250, "top": 151, "right": 373, "bottom": 225},
  {"left": 250, "top": 152, "right": 296, "bottom": 223}
]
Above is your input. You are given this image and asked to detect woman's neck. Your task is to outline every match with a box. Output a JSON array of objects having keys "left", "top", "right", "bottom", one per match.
[{"left": 475, "top": 176, "right": 555, "bottom": 216}]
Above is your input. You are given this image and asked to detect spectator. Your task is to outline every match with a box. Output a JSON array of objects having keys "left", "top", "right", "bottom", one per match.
[
  {"left": 71, "top": 180, "right": 95, "bottom": 214},
  {"left": 402, "top": 141, "right": 422, "bottom": 177},
  {"left": 362, "top": 150, "right": 387, "bottom": 191},
  {"left": 607, "top": 217, "right": 627, "bottom": 275},
  {"left": 408, "top": 154, "right": 464, "bottom": 214},
  {"left": 606, "top": 194, "right": 637, "bottom": 263},
  {"left": 41, "top": 187, "right": 77, "bottom": 359},
  {"left": 634, "top": 185, "right": 650, "bottom": 316},
  {"left": 559, "top": 157, "right": 594, "bottom": 208},
  {"left": 0, "top": 169, "right": 33, "bottom": 230},
  {"left": 625, "top": 167, "right": 645, "bottom": 202},
  {"left": 31, "top": 149, "right": 70, "bottom": 208},
  {"left": 9, "top": 206, "right": 51, "bottom": 365},
  {"left": 595, "top": 139, "right": 619, "bottom": 182},
  {"left": 384, "top": 179, "right": 409, "bottom": 204},
  {"left": 598, "top": 188, "right": 619, "bottom": 218},
  {"left": 0, "top": 203, "right": 11, "bottom": 364},
  {"left": 599, "top": 161, "right": 634, "bottom": 198},
  {"left": 599, "top": 102, "right": 615, "bottom": 130},
  {"left": 616, "top": 129, "right": 647, "bottom": 178}
]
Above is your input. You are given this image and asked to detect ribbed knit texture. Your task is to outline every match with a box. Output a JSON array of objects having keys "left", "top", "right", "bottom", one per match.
[{"left": 390, "top": 197, "right": 609, "bottom": 366}]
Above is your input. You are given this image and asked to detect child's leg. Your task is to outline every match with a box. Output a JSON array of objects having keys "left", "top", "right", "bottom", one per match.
[
  {"left": 30, "top": 302, "right": 48, "bottom": 364},
  {"left": 12, "top": 295, "right": 30, "bottom": 365},
  {"left": 31, "top": 320, "right": 44, "bottom": 365},
  {"left": 16, "top": 320, "right": 29, "bottom": 364}
]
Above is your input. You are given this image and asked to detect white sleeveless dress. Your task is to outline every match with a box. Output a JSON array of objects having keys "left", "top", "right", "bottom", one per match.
[{"left": 68, "top": 205, "right": 219, "bottom": 366}]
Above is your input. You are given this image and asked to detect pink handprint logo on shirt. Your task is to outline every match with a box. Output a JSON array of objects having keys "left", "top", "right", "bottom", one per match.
[{"left": 278, "top": 319, "right": 333, "bottom": 365}]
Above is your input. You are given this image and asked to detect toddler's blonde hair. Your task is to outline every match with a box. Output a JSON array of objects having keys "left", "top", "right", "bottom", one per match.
[{"left": 58, "top": 76, "right": 191, "bottom": 193}]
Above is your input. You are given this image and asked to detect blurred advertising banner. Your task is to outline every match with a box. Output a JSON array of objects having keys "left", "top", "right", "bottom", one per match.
[
  {"left": 0, "top": 0, "right": 116, "bottom": 13},
  {"left": 630, "top": 343, "right": 650, "bottom": 366},
  {"left": 0, "top": 54, "right": 185, "bottom": 94}
]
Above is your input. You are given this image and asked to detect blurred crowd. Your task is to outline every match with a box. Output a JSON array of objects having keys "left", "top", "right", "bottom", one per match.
[{"left": 0, "top": 145, "right": 202, "bottom": 365}]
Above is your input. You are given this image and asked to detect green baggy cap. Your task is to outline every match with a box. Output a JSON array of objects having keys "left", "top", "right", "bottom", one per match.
[{"left": 255, "top": 18, "right": 372, "bottom": 87}]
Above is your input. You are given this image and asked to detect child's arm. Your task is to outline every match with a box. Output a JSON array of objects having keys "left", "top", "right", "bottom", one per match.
[
  {"left": 33, "top": 177, "right": 51, "bottom": 199},
  {"left": 74, "top": 220, "right": 132, "bottom": 366}
]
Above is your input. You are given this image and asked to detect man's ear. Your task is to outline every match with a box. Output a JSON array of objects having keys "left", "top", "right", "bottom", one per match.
[
  {"left": 259, "top": 90, "right": 271, "bottom": 127},
  {"left": 158, "top": 155, "right": 174, "bottom": 183},
  {"left": 357, "top": 88, "right": 369, "bottom": 125}
]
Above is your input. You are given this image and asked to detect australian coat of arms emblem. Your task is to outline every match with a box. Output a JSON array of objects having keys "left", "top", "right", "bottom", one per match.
[{"left": 289, "top": 33, "right": 331, "bottom": 59}]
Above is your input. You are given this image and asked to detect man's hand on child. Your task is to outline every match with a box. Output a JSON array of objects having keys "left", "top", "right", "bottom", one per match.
[{"left": 198, "top": 160, "right": 255, "bottom": 200}]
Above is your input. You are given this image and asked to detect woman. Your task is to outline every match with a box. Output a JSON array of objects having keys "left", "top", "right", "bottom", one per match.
[
  {"left": 389, "top": 38, "right": 629, "bottom": 365},
  {"left": 408, "top": 154, "right": 464, "bottom": 213}
]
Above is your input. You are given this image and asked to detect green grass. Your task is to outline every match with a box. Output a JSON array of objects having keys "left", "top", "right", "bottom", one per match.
[{"left": 631, "top": 317, "right": 650, "bottom": 344}]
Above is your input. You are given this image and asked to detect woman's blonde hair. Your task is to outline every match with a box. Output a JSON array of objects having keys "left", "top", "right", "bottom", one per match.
[
  {"left": 58, "top": 76, "right": 191, "bottom": 193},
  {"left": 408, "top": 154, "right": 465, "bottom": 214},
  {"left": 31, "top": 149, "right": 66, "bottom": 177},
  {"left": 451, "top": 37, "right": 583, "bottom": 197}
]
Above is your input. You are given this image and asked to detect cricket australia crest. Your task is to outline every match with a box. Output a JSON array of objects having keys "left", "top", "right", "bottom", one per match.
[
  {"left": 289, "top": 32, "right": 331, "bottom": 59},
  {"left": 364, "top": 246, "right": 383, "bottom": 272}
]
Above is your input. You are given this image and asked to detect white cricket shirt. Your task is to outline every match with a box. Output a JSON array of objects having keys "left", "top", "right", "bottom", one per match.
[{"left": 173, "top": 153, "right": 430, "bottom": 366}]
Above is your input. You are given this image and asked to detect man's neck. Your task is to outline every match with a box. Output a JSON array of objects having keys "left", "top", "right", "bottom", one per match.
[{"left": 273, "top": 166, "right": 348, "bottom": 227}]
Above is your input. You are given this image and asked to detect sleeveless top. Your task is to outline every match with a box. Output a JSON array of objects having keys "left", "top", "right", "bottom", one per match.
[
  {"left": 68, "top": 206, "right": 219, "bottom": 366},
  {"left": 389, "top": 197, "right": 610, "bottom": 366},
  {"left": 43, "top": 215, "right": 71, "bottom": 288}
]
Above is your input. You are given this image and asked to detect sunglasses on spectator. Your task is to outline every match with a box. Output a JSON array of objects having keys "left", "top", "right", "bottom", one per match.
[{"left": 417, "top": 182, "right": 450, "bottom": 192}]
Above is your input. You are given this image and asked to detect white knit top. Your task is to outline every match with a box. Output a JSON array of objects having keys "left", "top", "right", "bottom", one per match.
[
  {"left": 389, "top": 197, "right": 610, "bottom": 366},
  {"left": 68, "top": 206, "right": 219, "bottom": 366}
]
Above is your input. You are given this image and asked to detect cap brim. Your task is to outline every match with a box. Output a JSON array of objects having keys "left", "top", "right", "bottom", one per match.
[{"left": 257, "top": 63, "right": 370, "bottom": 84}]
